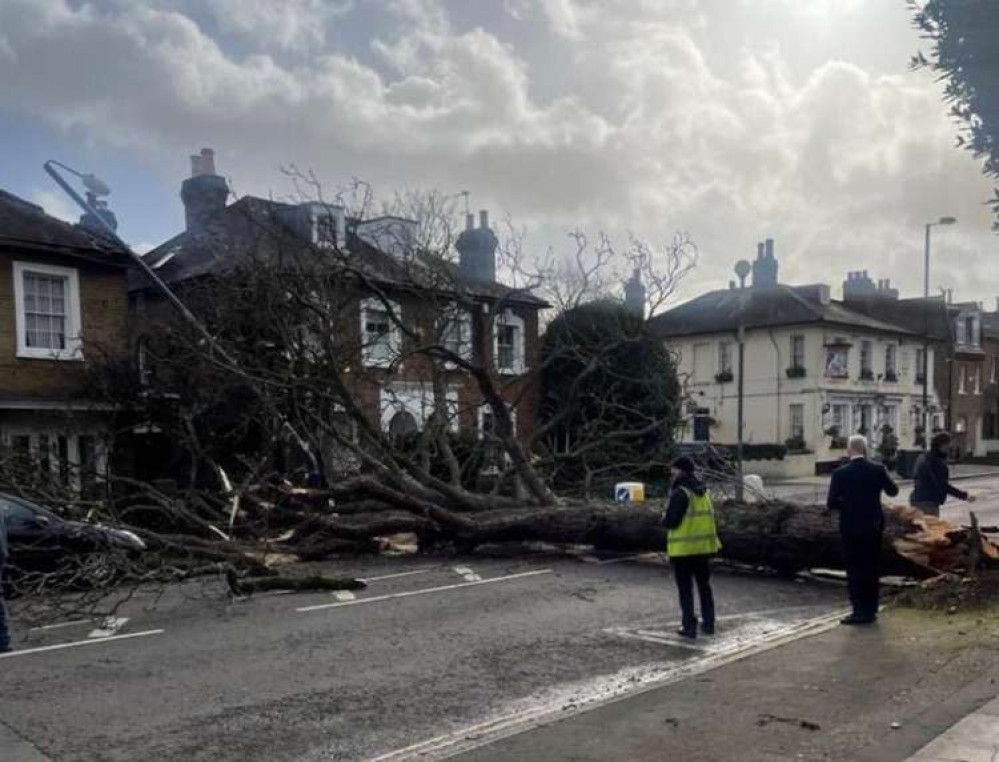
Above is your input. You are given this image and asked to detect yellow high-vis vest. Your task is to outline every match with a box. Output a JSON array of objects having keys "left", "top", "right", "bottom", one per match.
[{"left": 667, "top": 487, "right": 722, "bottom": 557}]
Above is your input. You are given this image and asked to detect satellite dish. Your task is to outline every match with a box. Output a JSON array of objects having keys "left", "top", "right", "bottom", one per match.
[
  {"left": 82, "top": 173, "right": 111, "bottom": 197},
  {"left": 734, "top": 260, "right": 751, "bottom": 279}
]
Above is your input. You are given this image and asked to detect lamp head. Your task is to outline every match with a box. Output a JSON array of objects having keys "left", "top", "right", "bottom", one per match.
[
  {"left": 938, "top": 216, "right": 957, "bottom": 226},
  {"left": 82, "top": 173, "right": 111, "bottom": 197}
]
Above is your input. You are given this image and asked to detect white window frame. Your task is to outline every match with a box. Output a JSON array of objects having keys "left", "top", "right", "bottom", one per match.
[
  {"left": 717, "top": 341, "right": 733, "bottom": 374},
  {"left": 885, "top": 344, "right": 898, "bottom": 378},
  {"left": 860, "top": 340, "right": 873, "bottom": 376},
  {"left": 789, "top": 403, "right": 805, "bottom": 440},
  {"left": 791, "top": 335, "right": 805, "bottom": 369},
  {"left": 831, "top": 403, "right": 850, "bottom": 434},
  {"left": 360, "top": 297, "right": 402, "bottom": 369},
  {"left": 13, "top": 261, "right": 83, "bottom": 361},
  {"left": 974, "top": 363, "right": 982, "bottom": 395},
  {"left": 958, "top": 362, "right": 967, "bottom": 395},
  {"left": 494, "top": 309, "right": 526, "bottom": 375},
  {"left": 478, "top": 403, "right": 518, "bottom": 438},
  {"left": 379, "top": 383, "right": 460, "bottom": 433},
  {"left": 441, "top": 307, "right": 473, "bottom": 365}
]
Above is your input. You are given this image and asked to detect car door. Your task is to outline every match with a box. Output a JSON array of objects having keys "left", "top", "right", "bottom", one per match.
[{"left": 0, "top": 495, "right": 67, "bottom": 574}]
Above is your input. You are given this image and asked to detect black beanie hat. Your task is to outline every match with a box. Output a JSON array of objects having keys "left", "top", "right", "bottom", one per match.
[{"left": 671, "top": 455, "right": 696, "bottom": 476}]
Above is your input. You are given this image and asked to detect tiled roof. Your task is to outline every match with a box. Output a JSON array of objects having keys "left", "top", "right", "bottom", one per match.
[
  {"left": 130, "top": 196, "right": 548, "bottom": 307},
  {"left": 649, "top": 284, "right": 917, "bottom": 338},
  {"left": 0, "top": 189, "right": 126, "bottom": 265}
]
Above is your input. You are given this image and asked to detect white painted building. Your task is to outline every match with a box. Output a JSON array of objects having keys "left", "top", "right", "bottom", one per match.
[{"left": 652, "top": 279, "right": 942, "bottom": 477}]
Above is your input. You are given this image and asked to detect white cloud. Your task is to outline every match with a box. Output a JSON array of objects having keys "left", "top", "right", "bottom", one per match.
[
  {"left": 0, "top": 0, "right": 994, "bottom": 305},
  {"left": 27, "top": 189, "right": 79, "bottom": 224}
]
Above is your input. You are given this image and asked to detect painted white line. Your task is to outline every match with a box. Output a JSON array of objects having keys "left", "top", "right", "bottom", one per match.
[
  {"left": 358, "top": 568, "right": 439, "bottom": 583},
  {"left": 452, "top": 566, "right": 474, "bottom": 576},
  {"left": 29, "top": 619, "right": 92, "bottom": 632},
  {"left": 88, "top": 617, "right": 129, "bottom": 639},
  {"left": 461, "top": 574, "right": 483, "bottom": 582},
  {"left": 297, "top": 569, "right": 554, "bottom": 613},
  {"left": 334, "top": 591, "right": 357, "bottom": 602},
  {"left": 0, "top": 630, "right": 165, "bottom": 660},
  {"left": 365, "top": 608, "right": 849, "bottom": 762}
]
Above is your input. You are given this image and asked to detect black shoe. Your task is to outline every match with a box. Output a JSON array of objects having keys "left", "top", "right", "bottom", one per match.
[
  {"left": 700, "top": 624, "right": 716, "bottom": 636},
  {"left": 677, "top": 628, "right": 697, "bottom": 639},
  {"left": 840, "top": 614, "right": 876, "bottom": 626}
]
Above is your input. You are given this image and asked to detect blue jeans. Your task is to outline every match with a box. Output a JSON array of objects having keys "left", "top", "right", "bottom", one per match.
[{"left": 0, "top": 567, "right": 11, "bottom": 651}]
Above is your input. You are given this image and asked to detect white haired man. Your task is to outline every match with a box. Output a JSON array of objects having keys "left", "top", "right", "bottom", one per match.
[{"left": 826, "top": 435, "right": 899, "bottom": 625}]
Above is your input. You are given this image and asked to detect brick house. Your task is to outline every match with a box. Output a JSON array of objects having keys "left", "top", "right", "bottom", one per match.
[
  {"left": 0, "top": 189, "right": 129, "bottom": 493},
  {"left": 127, "top": 150, "right": 547, "bottom": 478}
]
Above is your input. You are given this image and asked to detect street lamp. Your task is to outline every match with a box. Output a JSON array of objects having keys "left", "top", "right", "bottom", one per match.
[
  {"left": 733, "top": 259, "right": 751, "bottom": 502},
  {"left": 43, "top": 160, "right": 235, "bottom": 365},
  {"left": 921, "top": 216, "right": 957, "bottom": 446}
]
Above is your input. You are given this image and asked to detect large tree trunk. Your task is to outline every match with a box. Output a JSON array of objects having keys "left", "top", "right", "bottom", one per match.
[{"left": 289, "top": 499, "right": 999, "bottom": 578}]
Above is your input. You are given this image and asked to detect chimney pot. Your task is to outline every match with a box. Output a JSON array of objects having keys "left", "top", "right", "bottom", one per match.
[
  {"left": 765, "top": 238, "right": 774, "bottom": 259},
  {"left": 729, "top": 280, "right": 736, "bottom": 290},
  {"left": 757, "top": 242, "right": 765, "bottom": 260},
  {"left": 465, "top": 213, "right": 474, "bottom": 231},
  {"left": 479, "top": 210, "right": 489, "bottom": 229}
]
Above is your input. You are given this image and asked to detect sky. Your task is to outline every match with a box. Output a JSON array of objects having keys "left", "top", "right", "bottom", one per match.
[{"left": 1, "top": 0, "right": 996, "bottom": 308}]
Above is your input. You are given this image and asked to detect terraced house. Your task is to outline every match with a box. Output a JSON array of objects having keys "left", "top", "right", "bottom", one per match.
[
  {"left": 0, "top": 189, "right": 129, "bottom": 494},
  {"left": 651, "top": 243, "right": 946, "bottom": 477}
]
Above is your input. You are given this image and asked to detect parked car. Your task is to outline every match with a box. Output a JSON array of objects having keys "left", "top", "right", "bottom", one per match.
[{"left": 1, "top": 492, "right": 146, "bottom": 594}]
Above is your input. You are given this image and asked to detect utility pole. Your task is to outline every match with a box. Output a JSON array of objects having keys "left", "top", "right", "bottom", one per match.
[
  {"left": 921, "top": 217, "right": 956, "bottom": 447},
  {"left": 733, "top": 259, "right": 751, "bottom": 502}
]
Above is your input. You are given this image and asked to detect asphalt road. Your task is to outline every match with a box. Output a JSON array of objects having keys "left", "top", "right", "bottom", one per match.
[{"left": 0, "top": 551, "right": 845, "bottom": 762}]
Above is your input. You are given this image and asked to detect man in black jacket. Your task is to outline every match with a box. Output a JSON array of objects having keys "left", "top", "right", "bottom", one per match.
[
  {"left": 911, "top": 432, "right": 976, "bottom": 517},
  {"left": 827, "top": 435, "right": 899, "bottom": 625}
]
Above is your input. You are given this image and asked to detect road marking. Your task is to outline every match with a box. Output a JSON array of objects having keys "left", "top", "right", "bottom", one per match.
[
  {"left": 358, "top": 568, "right": 439, "bottom": 583},
  {"left": 29, "top": 619, "right": 92, "bottom": 632},
  {"left": 0, "top": 630, "right": 165, "bottom": 660},
  {"left": 579, "top": 553, "right": 659, "bottom": 566},
  {"left": 334, "top": 591, "right": 356, "bottom": 602},
  {"left": 365, "top": 607, "right": 849, "bottom": 762},
  {"left": 297, "top": 569, "right": 554, "bottom": 613},
  {"left": 88, "top": 617, "right": 129, "bottom": 639}
]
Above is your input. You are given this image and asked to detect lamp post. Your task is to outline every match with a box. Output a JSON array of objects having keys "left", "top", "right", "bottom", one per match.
[
  {"left": 921, "top": 216, "right": 956, "bottom": 447},
  {"left": 734, "top": 259, "right": 751, "bottom": 502},
  {"left": 43, "top": 160, "right": 236, "bottom": 365}
]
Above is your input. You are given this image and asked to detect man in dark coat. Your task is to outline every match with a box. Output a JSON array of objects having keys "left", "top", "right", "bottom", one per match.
[
  {"left": 827, "top": 434, "right": 899, "bottom": 625},
  {"left": 910, "top": 432, "right": 976, "bottom": 517},
  {"left": 1, "top": 503, "right": 11, "bottom": 652}
]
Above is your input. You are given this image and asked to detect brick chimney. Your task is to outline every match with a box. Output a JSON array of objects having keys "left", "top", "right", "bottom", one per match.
[
  {"left": 751, "top": 238, "right": 778, "bottom": 288},
  {"left": 180, "top": 148, "right": 228, "bottom": 231},
  {"left": 456, "top": 209, "right": 498, "bottom": 283}
]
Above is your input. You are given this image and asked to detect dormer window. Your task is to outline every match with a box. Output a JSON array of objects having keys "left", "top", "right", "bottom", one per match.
[
  {"left": 494, "top": 309, "right": 525, "bottom": 375},
  {"left": 307, "top": 203, "right": 343, "bottom": 248}
]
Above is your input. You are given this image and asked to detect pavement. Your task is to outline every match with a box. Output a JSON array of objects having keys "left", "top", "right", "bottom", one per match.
[{"left": 449, "top": 606, "right": 999, "bottom": 762}]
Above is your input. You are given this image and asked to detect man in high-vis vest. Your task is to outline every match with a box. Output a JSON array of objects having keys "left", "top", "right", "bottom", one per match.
[{"left": 662, "top": 456, "right": 722, "bottom": 639}]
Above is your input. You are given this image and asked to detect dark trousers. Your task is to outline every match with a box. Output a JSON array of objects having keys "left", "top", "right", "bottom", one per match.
[
  {"left": 0, "top": 567, "right": 10, "bottom": 650},
  {"left": 841, "top": 531, "right": 883, "bottom": 619},
  {"left": 672, "top": 555, "right": 715, "bottom": 632}
]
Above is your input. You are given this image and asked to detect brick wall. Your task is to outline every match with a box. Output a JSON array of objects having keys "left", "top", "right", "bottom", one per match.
[{"left": 0, "top": 250, "right": 128, "bottom": 400}]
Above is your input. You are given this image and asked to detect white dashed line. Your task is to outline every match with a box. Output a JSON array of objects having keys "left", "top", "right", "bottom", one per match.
[
  {"left": 29, "top": 619, "right": 92, "bottom": 632},
  {"left": 333, "top": 591, "right": 357, "bottom": 602},
  {"left": 358, "top": 568, "right": 439, "bottom": 583},
  {"left": 297, "top": 569, "right": 554, "bottom": 613},
  {"left": 0, "top": 630, "right": 165, "bottom": 660}
]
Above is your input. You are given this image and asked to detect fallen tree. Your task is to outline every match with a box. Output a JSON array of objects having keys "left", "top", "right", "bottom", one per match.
[{"left": 286, "top": 497, "right": 999, "bottom": 579}]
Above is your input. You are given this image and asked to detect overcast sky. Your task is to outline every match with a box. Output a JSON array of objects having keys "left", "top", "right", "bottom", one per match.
[{"left": 1, "top": 0, "right": 996, "bottom": 308}]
